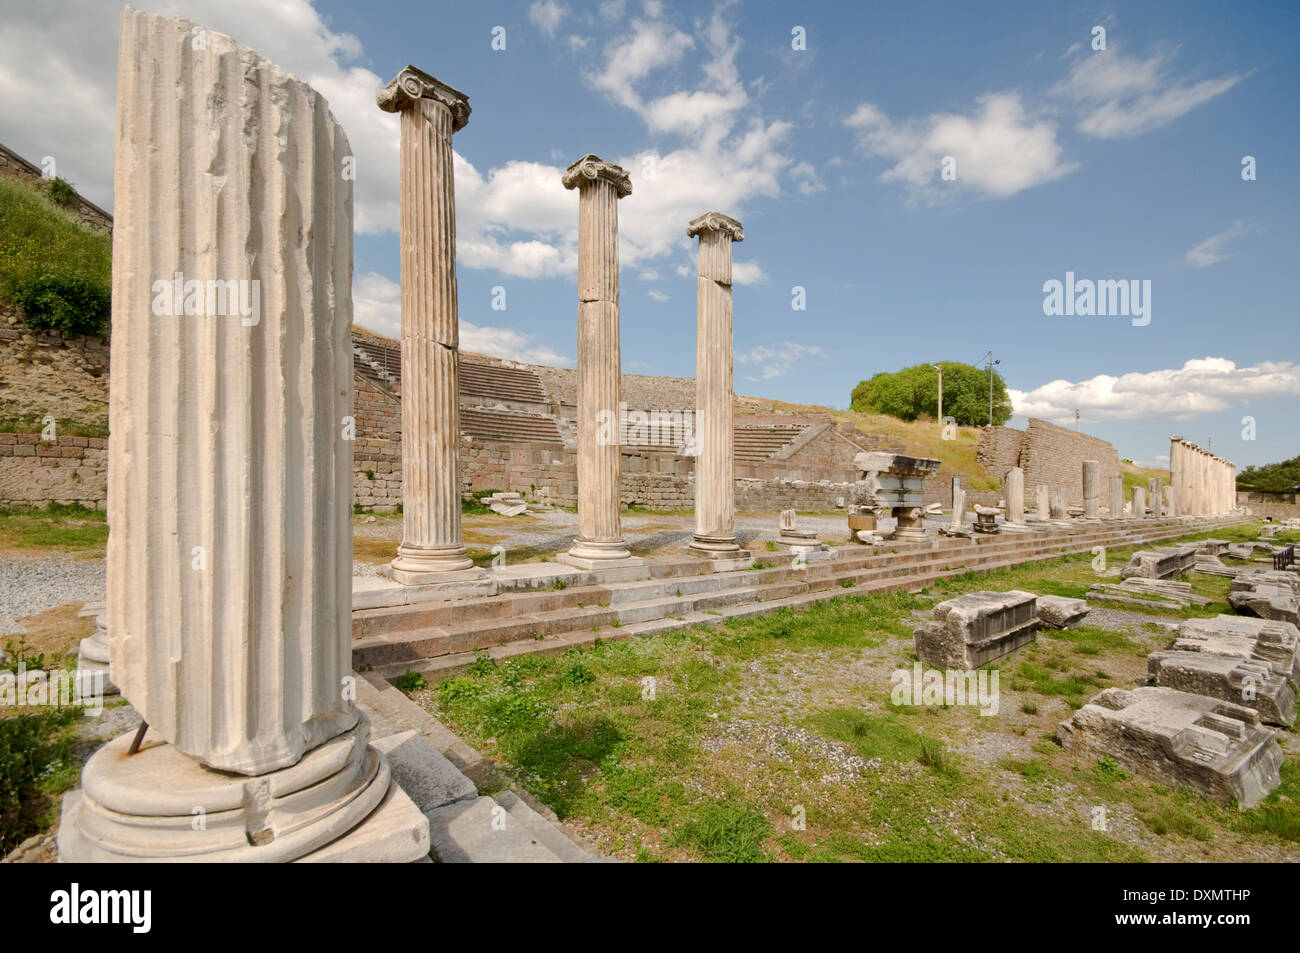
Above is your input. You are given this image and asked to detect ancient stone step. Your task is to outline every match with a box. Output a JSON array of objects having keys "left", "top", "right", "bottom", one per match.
[
  {"left": 357, "top": 517, "right": 1247, "bottom": 677},
  {"left": 427, "top": 796, "right": 564, "bottom": 863},
  {"left": 493, "top": 790, "right": 597, "bottom": 863}
]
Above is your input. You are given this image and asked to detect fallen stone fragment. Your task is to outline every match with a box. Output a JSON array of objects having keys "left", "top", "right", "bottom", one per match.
[
  {"left": 1173, "top": 615, "right": 1300, "bottom": 689},
  {"left": 1058, "top": 686, "right": 1282, "bottom": 809},
  {"left": 1036, "top": 595, "right": 1089, "bottom": 629},
  {"left": 1120, "top": 546, "right": 1197, "bottom": 580},
  {"left": 1228, "top": 584, "right": 1299, "bottom": 626},
  {"left": 1148, "top": 651, "right": 1296, "bottom": 727},
  {"left": 913, "top": 590, "right": 1038, "bottom": 669}
]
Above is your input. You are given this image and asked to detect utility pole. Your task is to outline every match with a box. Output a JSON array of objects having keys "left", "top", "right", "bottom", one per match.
[
  {"left": 933, "top": 363, "right": 943, "bottom": 424},
  {"left": 1075, "top": 409, "right": 1080, "bottom": 431},
  {"left": 984, "top": 351, "right": 1000, "bottom": 426}
]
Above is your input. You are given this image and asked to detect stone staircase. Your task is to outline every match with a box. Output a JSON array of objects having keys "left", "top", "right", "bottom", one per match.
[
  {"left": 354, "top": 515, "right": 1249, "bottom": 685},
  {"left": 460, "top": 360, "right": 550, "bottom": 405},
  {"left": 460, "top": 407, "right": 563, "bottom": 444},
  {"left": 356, "top": 671, "right": 606, "bottom": 863},
  {"left": 734, "top": 423, "right": 809, "bottom": 463}
]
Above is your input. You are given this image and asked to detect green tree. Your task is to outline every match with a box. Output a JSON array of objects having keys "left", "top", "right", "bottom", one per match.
[
  {"left": 1236, "top": 455, "right": 1300, "bottom": 493},
  {"left": 850, "top": 361, "right": 1012, "bottom": 426}
]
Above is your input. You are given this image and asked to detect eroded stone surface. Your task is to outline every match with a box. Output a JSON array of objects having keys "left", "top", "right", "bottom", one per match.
[
  {"left": 1173, "top": 615, "right": 1300, "bottom": 690},
  {"left": 914, "top": 590, "right": 1038, "bottom": 669},
  {"left": 1148, "top": 651, "right": 1296, "bottom": 727},
  {"left": 1059, "top": 686, "right": 1282, "bottom": 808},
  {"left": 1121, "top": 546, "right": 1197, "bottom": 580},
  {"left": 1036, "top": 594, "right": 1089, "bottom": 629}
]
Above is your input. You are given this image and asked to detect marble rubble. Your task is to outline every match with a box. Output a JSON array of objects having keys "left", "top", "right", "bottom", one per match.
[
  {"left": 1059, "top": 687, "right": 1282, "bottom": 809},
  {"left": 913, "top": 590, "right": 1040, "bottom": 670}
]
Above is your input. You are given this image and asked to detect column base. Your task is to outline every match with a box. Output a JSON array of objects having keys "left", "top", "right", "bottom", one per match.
[
  {"left": 689, "top": 545, "right": 755, "bottom": 571},
  {"left": 558, "top": 538, "right": 642, "bottom": 570},
  {"left": 388, "top": 544, "right": 483, "bottom": 587},
  {"left": 56, "top": 713, "right": 428, "bottom": 863},
  {"left": 74, "top": 619, "right": 119, "bottom": 697}
]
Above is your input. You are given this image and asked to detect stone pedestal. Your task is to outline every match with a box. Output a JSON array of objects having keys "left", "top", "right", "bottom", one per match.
[
  {"left": 1082, "top": 459, "right": 1100, "bottom": 520},
  {"left": 686, "top": 213, "right": 747, "bottom": 560},
  {"left": 853, "top": 452, "right": 939, "bottom": 541},
  {"left": 379, "top": 66, "right": 484, "bottom": 588},
  {"left": 58, "top": 11, "right": 427, "bottom": 863},
  {"left": 557, "top": 156, "right": 641, "bottom": 570}
]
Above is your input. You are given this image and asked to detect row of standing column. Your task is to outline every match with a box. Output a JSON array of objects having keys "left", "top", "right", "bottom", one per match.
[{"left": 1170, "top": 437, "right": 1236, "bottom": 516}]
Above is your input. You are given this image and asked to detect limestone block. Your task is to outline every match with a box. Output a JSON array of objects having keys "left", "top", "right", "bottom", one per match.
[
  {"left": 913, "top": 590, "right": 1039, "bottom": 669},
  {"left": 1058, "top": 687, "right": 1282, "bottom": 808},
  {"left": 1036, "top": 595, "right": 1089, "bottom": 629},
  {"left": 1120, "top": 546, "right": 1197, "bottom": 580},
  {"left": 1148, "top": 651, "right": 1295, "bottom": 727},
  {"left": 1173, "top": 615, "right": 1300, "bottom": 690},
  {"left": 1229, "top": 584, "right": 1299, "bottom": 626}
]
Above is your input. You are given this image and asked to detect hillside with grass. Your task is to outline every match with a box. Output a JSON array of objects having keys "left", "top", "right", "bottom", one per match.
[{"left": 0, "top": 173, "right": 111, "bottom": 338}]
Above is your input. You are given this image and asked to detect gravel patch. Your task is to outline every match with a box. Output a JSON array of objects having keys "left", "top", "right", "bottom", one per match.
[
  {"left": 702, "top": 718, "right": 880, "bottom": 784},
  {"left": 0, "top": 556, "right": 106, "bottom": 635}
]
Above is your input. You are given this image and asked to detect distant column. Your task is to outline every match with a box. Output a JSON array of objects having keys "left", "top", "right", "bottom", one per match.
[
  {"left": 559, "top": 155, "right": 639, "bottom": 569},
  {"left": 1036, "top": 484, "right": 1050, "bottom": 521},
  {"left": 1082, "top": 460, "right": 1100, "bottom": 519},
  {"left": 1004, "top": 467, "right": 1025, "bottom": 523},
  {"left": 1147, "top": 478, "right": 1162, "bottom": 517},
  {"left": 1133, "top": 485, "right": 1147, "bottom": 520},
  {"left": 1108, "top": 474, "right": 1124, "bottom": 519},
  {"left": 687, "top": 212, "right": 747, "bottom": 560},
  {"left": 379, "top": 66, "right": 481, "bottom": 584}
]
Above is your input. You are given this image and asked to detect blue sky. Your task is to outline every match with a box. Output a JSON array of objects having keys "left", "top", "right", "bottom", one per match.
[{"left": 1, "top": 0, "right": 1297, "bottom": 469}]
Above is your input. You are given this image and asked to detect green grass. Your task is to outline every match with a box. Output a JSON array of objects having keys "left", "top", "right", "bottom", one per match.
[
  {"left": 0, "top": 503, "right": 107, "bottom": 554},
  {"left": 0, "top": 176, "right": 110, "bottom": 327},
  {"left": 0, "top": 707, "right": 83, "bottom": 853}
]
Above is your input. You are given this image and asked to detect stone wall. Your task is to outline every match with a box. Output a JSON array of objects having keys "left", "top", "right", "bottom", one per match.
[
  {"left": 0, "top": 304, "right": 111, "bottom": 431},
  {"left": 1239, "top": 490, "right": 1300, "bottom": 520},
  {"left": 977, "top": 417, "right": 1121, "bottom": 507},
  {"left": 0, "top": 433, "right": 107, "bottom": 509}
]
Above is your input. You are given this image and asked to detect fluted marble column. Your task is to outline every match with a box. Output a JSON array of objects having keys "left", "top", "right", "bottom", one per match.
[
  {"left": 559, "top": 155, "right": 639, "bottom": 568},
  {"left": 379, "top": 66, "right": 481, "bottom": 584},
  {"left": 1108, "top": 474, "right": 1124, "bottom": 519},
  {"left": 1147, "top": 478, "right": 1162, "bottom": 517},
  {"left": 1133, "top": 485, "right": 1147, "bottom": 520},
  {"left": 1082, "top": 460, "right": 1100, "bottom": 519},
  {"left": 688, "top": 212, "right": 746, "bottom": 558},
  {"left": 58, "top": 10, "right": 425, "bottom": 863},
  {"left": 1004, "top": 467, "right": 1025, "bottom": 524}
]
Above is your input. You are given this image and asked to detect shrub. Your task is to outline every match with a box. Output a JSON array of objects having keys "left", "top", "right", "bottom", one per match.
[
  {"left": 13, "top": 272, "right": 109, "bottom": 338},
  {"left": 45, "top": 177, "right": 77, "bottom": 208}
]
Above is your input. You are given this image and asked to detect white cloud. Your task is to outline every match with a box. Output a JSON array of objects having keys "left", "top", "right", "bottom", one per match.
[
  {"left": 789, "top": 161, "right": 825, "bottom": 195},
  {"left": 1053, "top": 48, "right": 1243, "bottom": 139},
  {"left": 844, "top": 93, "right": 1073, "bottom": 200},
  {"left": 647, "top": 289, "right": 669, "bottom": 302},
  {"left": 352, "top": 271, "right": 403, "bottom": 338},
  {"left": 731, "top": 261, "right": 766, "bottom": 285},
  {"left": 528, "top": 0, "right": 566, "bottom": 38},
  {"left": 737, "top": 342, "right": 823, "bottom": 381},
  {"left": 1186, "top": 220, "right": 1253, "bottom": 268},
  {"left": 1009, "top": 357, "right": 1300, "bottom": 422}
]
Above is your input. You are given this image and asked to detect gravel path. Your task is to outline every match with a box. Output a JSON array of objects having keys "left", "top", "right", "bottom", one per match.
[{"left": 0, "top": 556, "right": 106, "bottom": 635}]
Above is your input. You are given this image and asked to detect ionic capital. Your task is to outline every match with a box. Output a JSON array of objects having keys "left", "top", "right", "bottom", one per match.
[
  {"left": 562, "top": 154, "right": 632, "bottom": 197},
  {"left": 687, "top": 211, "right": 744, "bottom": 242},
  {"left": 377, "top": 66, "right": 470, "bottom": 130}
]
